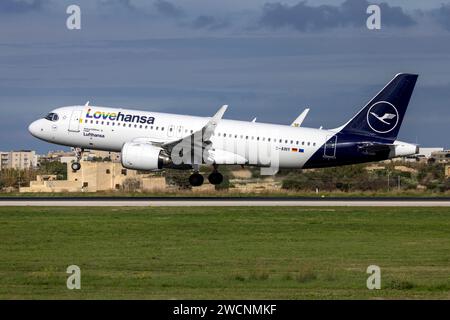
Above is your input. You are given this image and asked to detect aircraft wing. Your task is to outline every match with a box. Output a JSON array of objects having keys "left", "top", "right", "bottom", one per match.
[
  {"left": 132, "top": 105, "right": 246, "bottom": 165},
  {"left": 160, "top": 105, "right": 228, "bottom": 159}
]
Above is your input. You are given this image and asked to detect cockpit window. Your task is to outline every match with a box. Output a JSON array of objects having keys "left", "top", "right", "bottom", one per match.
[{"left": 44, "top": 113, "right": 59, "bottom": 122}]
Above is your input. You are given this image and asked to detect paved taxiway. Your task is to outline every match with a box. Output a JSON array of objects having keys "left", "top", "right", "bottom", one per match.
[{"left": 0, "top": 198, "right": 449, "bottom": 207}]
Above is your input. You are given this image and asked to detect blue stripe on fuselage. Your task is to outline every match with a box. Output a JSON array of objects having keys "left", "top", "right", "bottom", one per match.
[{"left": 303, "top": 133, "right": 392, "bottom": 169}]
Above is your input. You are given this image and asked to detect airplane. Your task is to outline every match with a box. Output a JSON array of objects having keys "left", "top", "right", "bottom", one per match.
[{"left": 29, "top": 73, "right": 419, "bottom": 187}]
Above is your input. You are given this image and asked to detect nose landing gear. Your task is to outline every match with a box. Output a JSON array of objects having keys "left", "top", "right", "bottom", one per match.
[
  {"left": 71, "top": 147, "right": 84, "bottom": 172},
  {"left": 71, "top": 162, "right": 81, "bottom": 171}
]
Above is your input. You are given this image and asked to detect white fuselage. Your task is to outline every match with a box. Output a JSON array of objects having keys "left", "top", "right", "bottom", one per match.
[{"left": 29, "top": 105, "right": 333, "bottom": 168}]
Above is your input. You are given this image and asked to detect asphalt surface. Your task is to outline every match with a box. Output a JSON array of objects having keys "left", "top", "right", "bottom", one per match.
[{"left": 0, "top": 197, "right": 449, "bottom": 207}]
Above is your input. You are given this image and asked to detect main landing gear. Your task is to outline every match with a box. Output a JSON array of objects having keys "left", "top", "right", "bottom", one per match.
[
  {"left": 189, "top": 172, "right": 204, "bottom": 187},
  {"left": 71, "top": 147, "right": 83, "bottom": 172},
  {"left": 208, "top": 170, "right": 223, "bottom": 185},
  {"left": 188, "top": 165, "right": 223, "bottom": 187}
]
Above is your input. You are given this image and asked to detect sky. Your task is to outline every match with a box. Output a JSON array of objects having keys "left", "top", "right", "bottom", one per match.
[{"left": 0, "top": 0, "right": 449, "bottom": 153}]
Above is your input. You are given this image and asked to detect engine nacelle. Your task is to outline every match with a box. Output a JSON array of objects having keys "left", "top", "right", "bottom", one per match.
[
  {"left": 121, "top": 142, "right": 170, "bottom": 170},
  {"left": 390, "top": 141, "right": 419, "bottom": 158}
]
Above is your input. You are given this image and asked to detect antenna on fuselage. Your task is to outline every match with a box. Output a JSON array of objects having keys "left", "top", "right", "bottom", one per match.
[{"left": 85, "top": 101, "right": 90, "bottom": 107}]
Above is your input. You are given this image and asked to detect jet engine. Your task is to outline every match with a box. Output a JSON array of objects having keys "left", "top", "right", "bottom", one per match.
[
  {"left": 391, "top": 141, "right": 419, "bottom": 158},
  {"left": 121, "top": 142, "right": 171, "bottom": 170}
]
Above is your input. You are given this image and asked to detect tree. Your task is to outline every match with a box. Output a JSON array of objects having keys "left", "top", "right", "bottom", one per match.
[
  {"left": 38, "top": 160, "right": 67, "bottom": 180},
  {"left": 165, "top": 169, "right": 192, "bottom": 189}
]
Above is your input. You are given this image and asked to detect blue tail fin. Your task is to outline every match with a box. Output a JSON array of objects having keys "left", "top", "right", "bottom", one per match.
[{"left": 340, "top": 73, "right": 418, "bottom": 141}]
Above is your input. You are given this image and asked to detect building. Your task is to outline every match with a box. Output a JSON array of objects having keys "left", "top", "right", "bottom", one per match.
[
  {"left": 446, "top": 165, "right": 450, "bottom": 178},
  {"left": 430, "top": 150, "right": 450, "bottom": 163},
  {"left": 37, "top": 149, "right": 121, "bottom": 166},
  {"left": 417, "top": 147, "right": 444, "bottom": 158},
  {"left": 20, "top": 161, "right": 166, "bottom": 193},
  {"left": 0, "top": 150, "right": 37, "bottom": 170},
  {"left": 83, "top": 150, "right": 121, "bottom": 163},
  {"left": 40, "top": 150, "right": 77, "bottom": 163},
  {"left": 0, "top": 152, "right": 8, "bottom": 170}
]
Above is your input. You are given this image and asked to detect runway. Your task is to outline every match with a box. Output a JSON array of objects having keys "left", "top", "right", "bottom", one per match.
[{"left": 1, "top": 197, "right": 449, "bottom": 207}]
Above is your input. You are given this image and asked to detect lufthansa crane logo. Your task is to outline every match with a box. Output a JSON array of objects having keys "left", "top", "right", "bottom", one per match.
[{"left": 366, "top": 101, "right": 399, "bottom": 134}]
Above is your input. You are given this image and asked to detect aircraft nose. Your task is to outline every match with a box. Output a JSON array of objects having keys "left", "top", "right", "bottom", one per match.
[{"left": 28, "top": 120, "right": 41, "bottom": 137}]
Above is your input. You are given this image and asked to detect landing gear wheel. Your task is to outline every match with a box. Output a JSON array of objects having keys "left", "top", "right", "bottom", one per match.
[
  {"left": 71, "top": 162, "right": 81, "bottom": 171},
  {"left": 208, "top": 172, "right": 223, "bottom": 185},
  {"left": 189, "top": 173, "right": 204, "bottom": 187}
]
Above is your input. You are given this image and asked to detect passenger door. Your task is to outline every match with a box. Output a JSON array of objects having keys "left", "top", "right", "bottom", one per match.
[
  {"left": 68, "top": 110, "right": 82, "bottom": 132},
  {"left": 323, "top": 135, "right": 337, "bottom": 158}
]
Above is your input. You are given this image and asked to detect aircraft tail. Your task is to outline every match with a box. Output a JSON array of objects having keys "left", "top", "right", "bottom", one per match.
[{"left": 339, "top": 73, "right": 418, "bottom": 141}]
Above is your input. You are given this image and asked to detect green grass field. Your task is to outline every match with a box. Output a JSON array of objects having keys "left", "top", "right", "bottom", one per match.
[{"left": 0, "top": 206, "right": 449, "bottom": 299}]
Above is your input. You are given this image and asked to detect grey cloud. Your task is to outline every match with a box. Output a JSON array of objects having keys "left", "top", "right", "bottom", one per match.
[
  {"left": 0, "top": 0, "right": 46, "bottom": 13},
  {"left": 98, "top": 0, "right": 136, "bottom": 11},
  {"left": 192, "top": 15, "right": 229, "bottom": 30},
  {"left": 430, "top": 4, "right": 450, "bottom": 30},
  {"left": 154, "top": 0, "right": 184, "bottom": 18},
  {"left": 259, "top": 0, "right": 416, "bottom": 31}
]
